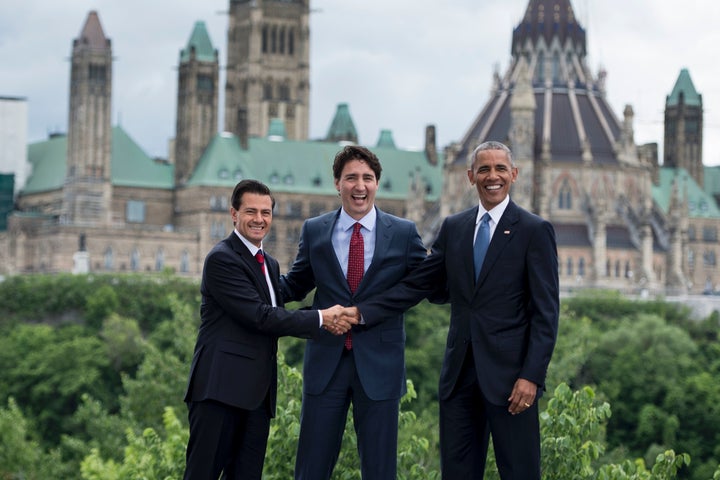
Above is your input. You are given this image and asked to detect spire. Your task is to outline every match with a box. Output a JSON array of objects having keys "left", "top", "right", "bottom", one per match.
[
  {"left": 666, "top": 68, "right": 702, "bottom": 107},
  {"left": 511, "top": 0, "right": 586, "bottom": 56},
  {"left": 326, "top": 103, "right": 358, "bottom": 144},
  {"left": 75, "top": 11, "right": 109, "bottom": 51},
  {"left": 376, "top": 129, "right": 396, "bottom": 148},
  {"left": 180, "top": 21, "right": 217, "bottom": 63}
]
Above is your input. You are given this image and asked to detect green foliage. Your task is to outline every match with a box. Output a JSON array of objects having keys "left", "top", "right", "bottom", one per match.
[
  {"left": 80, "top": 407, "right": 188, "bottom": 480},
  {"left": 85, "top": 285, "right": 120, "bottom": 328},
  {"left": 100, "top": 313, "right": 145, "bottom": 372},
  {"left": 541, "top": 383, "right": 612, "bottom": 478},
  {"left": 0, "top": 397, "right": 43, "bottom": 478},
  {"left": 582, "top": 314, "right": 698, "bottom": 453}
]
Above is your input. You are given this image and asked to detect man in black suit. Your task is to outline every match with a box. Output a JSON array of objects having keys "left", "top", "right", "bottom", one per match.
[
  {"left": 356, "top": 141, "right": 559, "bottom": 479},
  {"left": 183, "top": 179, "right": 357, "bottom": 480}
]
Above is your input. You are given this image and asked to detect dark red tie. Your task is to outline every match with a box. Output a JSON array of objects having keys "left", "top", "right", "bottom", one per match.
[
  {"left": 345, "top": 223, "right": 364, "bottom": 349},
  {"left": 255, "top": 250, "right": 265, "bottom": 275}
]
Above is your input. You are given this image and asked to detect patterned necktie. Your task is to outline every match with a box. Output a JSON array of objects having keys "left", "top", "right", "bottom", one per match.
[
  {"left": 473, "top": 213, "right": 490, "bottom": 281},
  {"left": 255, "top": 250, "right": 265, "bottom": 275},
  {"left": 345, "top": 222, "right": 364, "bottom": 349}
]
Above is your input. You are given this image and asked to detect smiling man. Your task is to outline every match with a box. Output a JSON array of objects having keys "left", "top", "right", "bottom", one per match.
[
  {"left": 355, "top": 141, "right": 560, "bottom": 479},
  {"left": 280, "top": 145, "right": 427, "bottom": 479},
  {"left": 182, "top": 179, "right": 357, "bottom": 480}
]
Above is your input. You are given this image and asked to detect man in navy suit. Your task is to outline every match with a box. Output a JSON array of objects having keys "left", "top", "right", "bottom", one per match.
[
  {"left": 356, "top": 141, "right": 559, "bottom": 479},
  {"left": 183, "top": 179, "right": 357, "bottom": 480},
  {"left": 280, "top": 146, "right": 427, "bottom": 479}
]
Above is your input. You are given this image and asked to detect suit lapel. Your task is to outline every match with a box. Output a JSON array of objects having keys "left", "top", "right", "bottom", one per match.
[
  {"left": 323, "top": 209, "right": 349, "bottom": 291},
  {"left": 361, "top": 209, "right": 392, "bottom": 291},
  {"left": 475, "top": 202, "right": 520, "bottom": 288},
  {"left": 228, "top": 233, "right": 272, "bottom": 302}
]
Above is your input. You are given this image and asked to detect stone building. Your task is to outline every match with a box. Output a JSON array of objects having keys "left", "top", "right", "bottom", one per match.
[
  {"left": 1, "top": 0, "right": 719, "bottom": 296},
  {"left": 438, "top": 0, "right": 720, "bottom": 295},
  {"left": 2, "top": 4, "right": 440, "bottom": 277}
]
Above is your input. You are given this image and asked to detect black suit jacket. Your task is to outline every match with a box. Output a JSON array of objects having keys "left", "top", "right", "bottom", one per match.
[
  {"left": 359, "top": 201, "right": 559, "bottom": 405},
  {"left": 184, "top": 232, "right": 320, "bottom": 415}
]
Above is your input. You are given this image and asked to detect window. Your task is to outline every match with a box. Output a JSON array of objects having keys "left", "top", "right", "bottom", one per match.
[
  {"left": 130, "top": 248, "right": 140, "bottom": 271},
  {"left": 155, "top": 248, "right": 165, "bottom": 271},
  {"left": 566, "top": 258, "right": 573, "bottom": 276},
  {"left": 104, "top": 247, "right": 114, "bottom": 270},
  {"left": 558, "top": 179, "right": 572, "bottom": 209},
  {"left": 126, "top": 200, "right": 146, "bottom": 223},
  {"left": 578, "top": 257, "right": 585, "bottom": 277},
  {"left": 702, "top": 226, "right": 718, "bottom": 242},
  {"left": 180, "top": 250, "right": 189, "bottom": 273},
  {"left": 197, "top": 74, "right": 214, "bottom": 93}
]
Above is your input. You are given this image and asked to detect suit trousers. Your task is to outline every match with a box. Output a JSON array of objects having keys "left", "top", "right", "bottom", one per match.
[
  {"left": 439, "top": 346, "right": 540, "bottom": 480},
  {"left": 294, "top": 349, "right": 400, "bottom": 480},
  {"left": 184, "top": 399, "right": 271, "bottom": 480}
]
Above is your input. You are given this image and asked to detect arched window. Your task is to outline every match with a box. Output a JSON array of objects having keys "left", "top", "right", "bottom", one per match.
[
  {"left": 261, "top": 25, "right": 268, "bottom": 53},
  {"left": 558, "top": 178, "right": 572, "bottom": 209},
  {"left": 155, "top": 248, "right": 165, "bottom": 272},
  {"left": 566, "top": 257, "right": 573, "bottom": 276},
  {"left": 578, "top": 257, "right": 585, "bottom": 276}
]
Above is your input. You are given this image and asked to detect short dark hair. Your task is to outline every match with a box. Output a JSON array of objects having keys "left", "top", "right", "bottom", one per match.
[
  {"left": 468, "top": 141, "right": 514, "bottom": 169},
  {"left": 332, "top": 145, "right": 382, "bottom": 181},
  {"left": 230, "top": 179, "right": 275, "bottom": 210}
]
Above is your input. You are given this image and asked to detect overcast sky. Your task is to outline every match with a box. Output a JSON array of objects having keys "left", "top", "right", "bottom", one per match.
[{"left": 2, "top": 0, "right": 719, "bottom": 166}]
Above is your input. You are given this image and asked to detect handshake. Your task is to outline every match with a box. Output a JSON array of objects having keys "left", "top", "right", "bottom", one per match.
[{"left": 320, "top": 305, "right": 360, "bottom": 335}]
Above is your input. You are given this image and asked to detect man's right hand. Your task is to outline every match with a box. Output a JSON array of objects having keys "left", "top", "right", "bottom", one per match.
[{"left": 320, "top": 305, "right": 359, "bottom": 335}]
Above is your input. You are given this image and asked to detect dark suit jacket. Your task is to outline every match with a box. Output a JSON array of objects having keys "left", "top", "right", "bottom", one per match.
[
  {"left": 359, "top": 201, "right": 559, "bottom": 405},
  {"left": 280, "top": 207, "right": 426, "bottom": 401},
  {"left": 184, "top": 232, "right": 320, "bottom": 415}
]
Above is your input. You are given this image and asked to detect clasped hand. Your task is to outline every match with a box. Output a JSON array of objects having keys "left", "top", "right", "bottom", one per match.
[{"left": 320, "top": 305, "right": 359, "bottom": 335}]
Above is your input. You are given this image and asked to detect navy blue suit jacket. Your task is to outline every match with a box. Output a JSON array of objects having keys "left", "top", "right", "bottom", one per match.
[
  {"left": 184, "top": 232, "right": 320, "bottom": 415},
  {"left": 280, "top": 207, "right": 426, "bottom": 401},
  {"left": 359, "top": 201, "right": 559, "bottom": 405}
]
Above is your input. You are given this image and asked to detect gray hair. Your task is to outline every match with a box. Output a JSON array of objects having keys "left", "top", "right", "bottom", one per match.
[{"left": 468, "top": 141, "right": 514, "bottom": 168}]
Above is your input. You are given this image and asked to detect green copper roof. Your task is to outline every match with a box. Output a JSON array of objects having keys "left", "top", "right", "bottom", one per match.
[
  {"left": 180, "top": 21, "right": 217, "bottom": 63},
  {"left": 653, "top": 167, "right": 720, "bottom": 219},
  {"left": 25, "top": 134, "right": 68, "bottom": 193},
  {"left": 704, "top": 166, "right": 720, "bottom": 198},
  {"left": 267, "top": 118, "right": 287, "bottom": 139},
  {"left": 666, "top": 68, "right": 702, "bottom": 107},
  {"left": 23, "top": 126, "right": 173, "bottom": 194},
  {"left": 111, "top": 127, "right": 173, "bottom": 188},
  {"left": 186, "top": 132, "right": 443, "bottom": 201},
  {"left": 326, "top": 103, "right": 358, "bottom": 143},
  {"left": 376, "top": 129, "right": 396, "bottom": 148}
]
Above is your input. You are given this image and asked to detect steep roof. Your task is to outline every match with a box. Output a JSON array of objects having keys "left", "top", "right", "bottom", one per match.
[
  {"left": 457, "top": 0, "right": 619, "bottom": 167},
  {"left": 512, "top": 0, "right": 586, "bottom": 55},
  {"left": 186, "top": 131, "right": 443, "bottom": 201},
  {"left": 180, "top": 21, "right": 217, "bottom": 63},
  {"left": 653, "top": 168, "right": 720, "bottom": 219},
  {"left": 325, "top": 103, "right": 358, "bottom": 143},
  {"left": 23, "top": 126, "right": 172, "bottom": 194},
  {"left": 666, "top": 68, "right": 702, "bottom": 107},
  {"left": 75, "top": 11, "right": 109, "bottom": 50}
]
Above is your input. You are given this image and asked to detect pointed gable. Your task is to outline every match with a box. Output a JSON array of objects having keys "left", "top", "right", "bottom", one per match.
[
  {"left": 75, "top": 11, "right": 110, "bottom": 51},
  {"left": 325, "top": 103, "right": 358, "bottom": 144},
  {"left": 667, "top": 68, "right": 702, "bottom": 107},
  {"left": 180, "top": 21, "right": 217, "bottom": 63}
]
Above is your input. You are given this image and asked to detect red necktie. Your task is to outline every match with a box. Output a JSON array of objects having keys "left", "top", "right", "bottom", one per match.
[
  {"left": 255, "top": 250, "right": 265, "bottom": 275},
  {"left": 345, "top": 223, "right": 364, "bottom": 349}
]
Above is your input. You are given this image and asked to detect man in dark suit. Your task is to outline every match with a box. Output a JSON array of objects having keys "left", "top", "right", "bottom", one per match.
[
  {"left": 356, "top": 141, "right": 559, "bottom": 479},
  {"left": 183, "top": 179, "right": 357, "bottom": 480},
  {"left": 280, "top": 146, "right": 427, "bottom": 479}
]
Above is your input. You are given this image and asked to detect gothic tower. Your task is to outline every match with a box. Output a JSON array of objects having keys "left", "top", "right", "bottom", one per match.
[
  {"left": 224, "top": 0, "right": 310, "bottom": 144},
  {"left": 64, "top": 11, "right": 112, "bottom": 224},
  {"left": 175, "top": 21, "right": 219, "bottom": 186},
  {"left": 663, "top": 68, "right": 703, "bottom": 187}
]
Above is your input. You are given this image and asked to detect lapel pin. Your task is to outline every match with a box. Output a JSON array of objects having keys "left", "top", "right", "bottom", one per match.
[{"left": 504, "top": 230, "right": 510, "bottom": 234}]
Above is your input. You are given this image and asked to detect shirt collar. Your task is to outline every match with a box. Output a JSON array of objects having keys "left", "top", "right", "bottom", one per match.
[
  {"left": 234, "top": 229, "right": 263, "bottom": 256},
  {"left": 339, "top": 207, "right": 376, "bottom": 232},
  {"left": 476, "top": 195, "right": 510, "bottom": 226}
]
